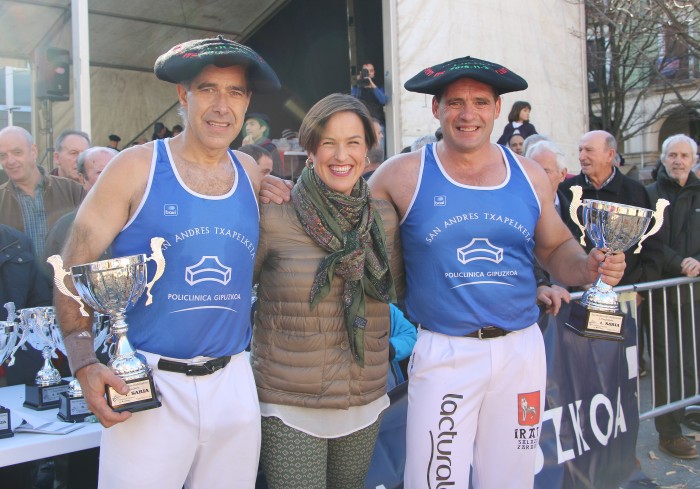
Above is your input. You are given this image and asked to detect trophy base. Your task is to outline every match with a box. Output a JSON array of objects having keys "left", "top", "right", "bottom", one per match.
[
  {"left": 106, "top": 376, "right": 161, "bottom": 413},
  {"left": 23, "top": 380, "right": 71, "bottom": 410},
  {"left": 57, "top": 392, "right": 92, "bottom": 423},
  {"left": 565, "top": 301, "right": 625, "bottom": 342},
  {"left": 0, "top": 405, "right": 13, "bottom": 438}
]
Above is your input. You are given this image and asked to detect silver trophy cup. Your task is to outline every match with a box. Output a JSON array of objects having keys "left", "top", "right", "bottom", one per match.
[
  {"left": 0, "top": 302, "right": 24, "bottom": 370},
  {"left": 48, "top": 237, "right": 165, "bottom": 413},
  {"left": 566, "top": 186, "right": 669, "bottom": 340},
  {"left": 19, "top": 306, "right": 71, "bottom": 410},
  {"left": 0, "top": 302, "right": 25, "bottom": 437}
]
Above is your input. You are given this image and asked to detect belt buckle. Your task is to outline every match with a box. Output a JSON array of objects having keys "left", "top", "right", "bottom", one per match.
[{"left": 185, "top": 360, "right": 209, "bottom": 376}]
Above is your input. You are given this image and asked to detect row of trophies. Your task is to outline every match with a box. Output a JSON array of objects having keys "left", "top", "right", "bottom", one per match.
[
  {"left": 0, "top": 237, "right": 166, "bottom": 438},
  {"left": 0, "top": 304, "right": 110, "bottom": 437}
]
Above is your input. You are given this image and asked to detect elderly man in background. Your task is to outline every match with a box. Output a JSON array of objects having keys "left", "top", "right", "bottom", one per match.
[
  {"left": 0, "top": 126, "right": 84, "bottom": 259},
  {"left": 526, "top": 140, "right": 571, "bottom": 316},
  {"left": 645, "top": 134, "right": 700, "bottom": 459},
  {"left": 52, "top": 130, "right": 91, "bottom": 182},
  {"left": 560, "top": 130, "right": 662, "bottom": 286}
]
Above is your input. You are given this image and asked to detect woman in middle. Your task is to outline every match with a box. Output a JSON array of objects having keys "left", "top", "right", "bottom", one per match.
[{"left": 251, "top": 93, "right": 404, "bottom": 489}]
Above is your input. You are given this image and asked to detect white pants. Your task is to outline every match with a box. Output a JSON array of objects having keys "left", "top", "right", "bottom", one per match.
[
  {"left": 98, "top": 351, "right": 261, "bottom": 489},
  {"left": 404, "top": 325, "right": 546, "bottom": 489}
]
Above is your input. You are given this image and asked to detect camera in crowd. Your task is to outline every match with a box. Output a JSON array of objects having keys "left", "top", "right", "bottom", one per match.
[{"left": 358, "top": 68, "right": 372, "bottom": 87}]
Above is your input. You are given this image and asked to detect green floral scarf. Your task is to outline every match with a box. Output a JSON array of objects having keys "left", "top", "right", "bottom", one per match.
[{"left": 292, "top": 166, "right": 396, "bottom": 366}]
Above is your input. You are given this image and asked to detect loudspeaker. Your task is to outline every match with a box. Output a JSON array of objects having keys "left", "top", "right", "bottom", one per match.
[{"left": 35, "top": 47, "right": 70, "bottom": 101}]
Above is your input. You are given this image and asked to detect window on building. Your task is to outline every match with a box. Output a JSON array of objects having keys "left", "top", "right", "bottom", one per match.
[{"left": 0, "top": 66, "right": 32, "bottom": 132}]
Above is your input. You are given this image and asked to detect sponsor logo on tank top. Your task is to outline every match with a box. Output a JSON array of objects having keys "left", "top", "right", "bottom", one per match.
[
  {"left": 427, "top": 393, "right": 463, "bottom": 488},
  {"left": 456, "top": 238, "right": 502, "bottom": 264},
  {"left": 514, "top": 391, "right": 541, "bottom": 450},
  {"left": 185, "top": 256, "right": 232, "bottom": 285},
  {"left": 163, "top": 204, "right": 178, "bottom": 216}
]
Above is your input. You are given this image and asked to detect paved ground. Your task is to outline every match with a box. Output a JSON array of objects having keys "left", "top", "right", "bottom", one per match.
[{"left": 635, "top": 365, "right": 700, "bottom": 489}]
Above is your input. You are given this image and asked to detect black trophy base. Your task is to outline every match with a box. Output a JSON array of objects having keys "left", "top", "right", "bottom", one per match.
[
  {"left": 0, "top": 405, "right": 13, "bottom": 438},
  {"left": 23, "top": 379, "right": 71, "bottom": 410},
  {"left": 106, "top": 376, "right": 161, "bottom": 413},
  {"left": 565, "top": 301, "right": 625, "bottom": 342},
  {"left": 57, "top": 392, "right": 92, "bottom": 422}
]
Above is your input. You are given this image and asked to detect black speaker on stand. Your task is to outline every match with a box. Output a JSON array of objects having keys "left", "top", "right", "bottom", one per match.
[
  {"left": 35, "top": 47, "right": 70, "bottom": 102},
  {"left": 34, "top": 47, "right": 70, "bottom": 170}
]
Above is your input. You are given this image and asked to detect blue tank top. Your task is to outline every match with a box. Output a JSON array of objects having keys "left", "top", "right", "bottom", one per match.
[
  {"left": 111, "top": 139, "right": 258, "bottom": 358},
  {"left": 400, "top": 144, "right": 540, "bottom": 335}
]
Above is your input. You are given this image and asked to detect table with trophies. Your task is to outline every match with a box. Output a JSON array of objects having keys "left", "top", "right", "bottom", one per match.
[
  {"left": 0, "top": 303, "right": 108, "bottom": 467},
  {"left": 0, "top": 384, "right": 103, "bottom": 467}
]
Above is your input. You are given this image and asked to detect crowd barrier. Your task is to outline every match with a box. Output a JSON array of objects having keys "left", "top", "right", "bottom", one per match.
[{"left": 608, "top": 277, "right": 700, "bottom": 422}]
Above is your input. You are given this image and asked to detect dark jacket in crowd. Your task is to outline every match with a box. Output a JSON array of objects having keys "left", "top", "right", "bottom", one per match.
[
  {"left": 645, "top": 166, "right": 700, "bottom": 281},
  {"left": 0, "top": 224, "right": 52, "bottom": 386},
  {"left": 0, "top": 225, "right": 51, "bottom": 320},
  {"left": 559, "top": 169, "right": 663, "bottom": 286}
]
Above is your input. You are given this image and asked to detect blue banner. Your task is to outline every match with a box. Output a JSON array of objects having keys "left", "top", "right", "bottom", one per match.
[{"left": 535, "top": 303, "right": 640, "bottom": 489}]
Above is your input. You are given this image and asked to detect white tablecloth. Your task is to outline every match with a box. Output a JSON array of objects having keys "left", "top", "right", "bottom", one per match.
[{"left": 0, "top": 384, "right": 102, "bottom": 467}]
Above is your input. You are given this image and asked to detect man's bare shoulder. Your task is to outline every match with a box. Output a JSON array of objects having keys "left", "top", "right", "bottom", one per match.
[
  {"left": 515, "top": 153, "right": 550, "bottom": 191},
  {"left": 231, "top": 149, "right": 261, "bottom": 193},
  {"left": 370, "top": 151, "right": 421, "bottom": 186},
  {"left": 369, "top": 150, "right": 422, "bottom": 217},
  {"left": 85, "top": 143, "right": 154, "bottom": 208},
  {"left": 102, "top": 143, "right": 154, "bottom": 177}
]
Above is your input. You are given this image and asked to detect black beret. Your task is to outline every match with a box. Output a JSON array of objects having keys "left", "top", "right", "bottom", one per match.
[
  {"left": 154, "top": 36, "right": 281, "bottom": 92},
  {"left": 108, "top": 134, "right": 121, "bottom": 142},
  {"left": 404, "top": 56, "right": 527, "bottom": 96}
]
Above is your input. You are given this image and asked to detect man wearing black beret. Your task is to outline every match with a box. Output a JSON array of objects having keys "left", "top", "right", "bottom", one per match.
[
  {"left": 107, "top": 134, "right": 121, "bottom": 150},
  {"left": 368, "top": 56, "right": 627, "bottom": 488},
  {"left": 54, "top": 36, "right": 280, "bottom": 488}
]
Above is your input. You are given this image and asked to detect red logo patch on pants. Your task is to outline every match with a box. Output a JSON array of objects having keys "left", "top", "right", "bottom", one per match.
[{"left": 517, "top": 391, "right": 540, "bottom": 426}]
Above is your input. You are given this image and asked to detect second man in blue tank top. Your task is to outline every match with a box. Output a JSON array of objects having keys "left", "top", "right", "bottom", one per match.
[{"left": 369, "top": 56, "right": 627, "bottom": 489}]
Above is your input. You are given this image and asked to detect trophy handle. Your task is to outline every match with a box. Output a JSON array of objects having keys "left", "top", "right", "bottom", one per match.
[
  {"left": 3, "top": 302, "right": 15, "bottom": 322},
  {"left": 569, "top": 186, "right": 587, "bottom": 246},
  {"left": 634, "top": 198, "right": 670, "bottom": 254},
  {"left": 144, "top": 237, "right": 166, "bottom": 306},
  {"left": 7, "top": 327, "right": 27, "bottom": 367},
  {"left": 46, "top": 255, "right": 89, "bottom": 317}
]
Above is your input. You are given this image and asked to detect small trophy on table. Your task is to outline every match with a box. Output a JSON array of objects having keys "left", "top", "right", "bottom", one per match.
[
  {"left": 58, "top": 314, "right": 110, "bottom": 422},
  {"left": 20, "top": 306, "right": 71, "bottom": 410},
  {"left": 566, "top": 186, "right": 668, "bottom": 341},
  {"left": 0, "top": 303, "right": 26, "bottom": 437},
  {"left": 48, "top": 237, "right": 165, "bottom": 413}
]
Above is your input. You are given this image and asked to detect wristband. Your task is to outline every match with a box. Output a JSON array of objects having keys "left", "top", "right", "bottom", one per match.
[{"left": 63, "top": 329, "right": 99, "bottom": 375}]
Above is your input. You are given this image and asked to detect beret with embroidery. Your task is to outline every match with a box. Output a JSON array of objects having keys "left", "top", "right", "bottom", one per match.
[
  {"left": 404, "top": 56, "right": 527, "bottom": 96},
  {"left": 154, "top": 36, "right": 280, "bottom": 92}
]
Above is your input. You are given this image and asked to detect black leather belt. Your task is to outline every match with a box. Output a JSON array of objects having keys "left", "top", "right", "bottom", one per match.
[
  {"left": 464, "top": 326, "right": 511, "bottom": 339},
  {"left": 157, "top": 356, "right": 231, "bottom": 376},
  {"left": 421, "top": 324, "right": 511, "bottom": 340}
]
